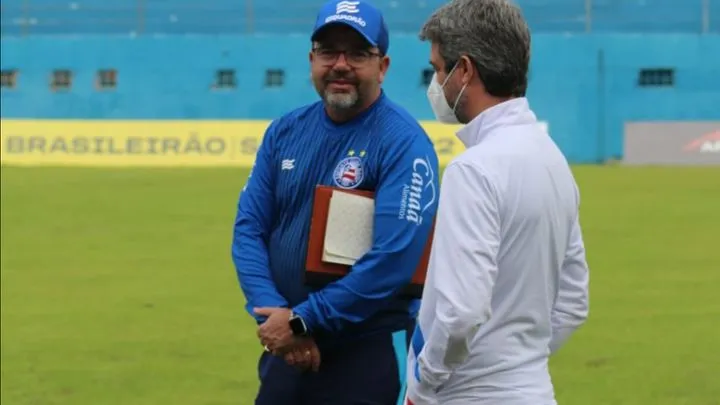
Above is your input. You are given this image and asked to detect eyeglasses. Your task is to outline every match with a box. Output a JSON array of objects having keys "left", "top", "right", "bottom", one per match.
[{"left": 312, "top": 48, "right": 381, "bottom": 66}]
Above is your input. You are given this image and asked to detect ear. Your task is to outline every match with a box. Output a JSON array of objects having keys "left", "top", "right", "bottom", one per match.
[
  {"left": 378, "top": 55, "right": 390, "bottom": 84},
  {"left": 460, "top": 55, "right": 474, "bottom": 85},
  {"left": 309, "top": 50, "right": 314, "bottom": 64}
]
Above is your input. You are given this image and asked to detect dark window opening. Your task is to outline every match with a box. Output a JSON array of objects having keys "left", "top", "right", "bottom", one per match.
[
  {"left": 265, "top": 69, "right": 285, "bottom": 87},
  {"left": 1, "top": 69, "right": 18, "bottom": 89},
  {"left": 215, "top": 69, "right": 236, "bottom": 89},
  {"left": 97, "top": 69, "right": 117, "bottom": 89},
  {"left": 51, "top": 69, "right": 73, "bottom": 90},
  {"left": 638, "top": 68, "right": 675, "bottom": 87}
]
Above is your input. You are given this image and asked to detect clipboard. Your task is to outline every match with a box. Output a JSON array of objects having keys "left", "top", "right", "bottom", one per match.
[{"left": 305, "top": 185, "right": 434, "bottom": 299}]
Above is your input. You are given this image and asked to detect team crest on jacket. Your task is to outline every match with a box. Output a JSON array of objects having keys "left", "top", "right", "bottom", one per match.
[{"left": 333, "top": 156, "right": 364, "bottom": 189}]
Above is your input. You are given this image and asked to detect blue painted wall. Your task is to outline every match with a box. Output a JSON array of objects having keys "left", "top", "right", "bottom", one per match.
[
  {"left": 1, "top": 0, "right": 717, "bottom": 35},
  {"left": 2, "top": 34, "right": 719, "bottom": 163}
]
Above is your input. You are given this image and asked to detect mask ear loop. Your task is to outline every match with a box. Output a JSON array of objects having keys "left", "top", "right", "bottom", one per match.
[
  {"left": 446, "top": 58, "right": 469, "bottom": 114},
  {"left": 451, "top": 84, "right": 467, "bottom": 114},
  {"left": 441, "top": 61, "right": 460, "bottom": 88}
]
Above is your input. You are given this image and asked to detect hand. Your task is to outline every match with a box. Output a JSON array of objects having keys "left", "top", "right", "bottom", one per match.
[
  {"left": 283, "top": 337, "right": 321, "bottom": 372},
  {"left": 254, "top": 307, "right": 294, "bottom": 353},
  {"left": 406, "top": 374, "right": 440, "bottom": 405}
]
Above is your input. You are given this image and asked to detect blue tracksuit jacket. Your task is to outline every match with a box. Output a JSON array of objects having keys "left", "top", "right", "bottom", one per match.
[{"left": 231, "top": 91, "right": 439, "bottom": 344}]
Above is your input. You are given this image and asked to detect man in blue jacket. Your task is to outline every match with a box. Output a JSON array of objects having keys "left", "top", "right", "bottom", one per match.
[{"left": 230, "top": 1, "right": 438, "bottom": 404}]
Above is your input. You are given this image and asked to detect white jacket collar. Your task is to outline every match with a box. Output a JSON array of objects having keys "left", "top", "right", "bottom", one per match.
[{"left": 456, "top": 98, "right": 538, "bottom": 148}]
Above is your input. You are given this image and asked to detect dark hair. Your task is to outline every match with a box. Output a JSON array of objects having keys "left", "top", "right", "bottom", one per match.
[{"left": 420, "top": 0, "right": 531, "bottom": 97}]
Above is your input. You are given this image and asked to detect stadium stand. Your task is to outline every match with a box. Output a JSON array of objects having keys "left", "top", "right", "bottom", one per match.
[
  {"left": 1, "top": 1, "right": 718, "bottom": 164},
  {"left": 0, "top": 0, "right": 718, "bottom": 36}
]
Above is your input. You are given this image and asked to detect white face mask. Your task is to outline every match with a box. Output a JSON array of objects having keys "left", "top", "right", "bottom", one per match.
[{"left": 426, "top": 64, "right": 467, "bottom": 124}]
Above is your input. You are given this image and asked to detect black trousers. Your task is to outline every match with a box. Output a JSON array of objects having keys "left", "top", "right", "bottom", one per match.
[{"left": 254, "top": 326, "right": 412, "bottom": 405}]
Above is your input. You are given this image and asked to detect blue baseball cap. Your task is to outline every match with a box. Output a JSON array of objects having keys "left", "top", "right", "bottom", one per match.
[{"left": 311, "top": 0, "right": 390, "bottom": 55}]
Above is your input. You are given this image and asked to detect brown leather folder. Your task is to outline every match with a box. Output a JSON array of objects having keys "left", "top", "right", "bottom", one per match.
[{"left": 305, "top": 185, "right": 434, "bottom": 299}]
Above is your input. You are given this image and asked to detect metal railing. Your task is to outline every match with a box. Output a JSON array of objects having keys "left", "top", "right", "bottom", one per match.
[{"left": 0, "top": 0, "right": 717, "bottom": 36}]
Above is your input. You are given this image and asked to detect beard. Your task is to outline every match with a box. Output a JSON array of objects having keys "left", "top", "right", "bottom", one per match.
[
  {"left": 324, "top": 89, "right": 359, "bottom": 110},
  {"left": 320, "top": 71, "right": 362, "bottom": 111},
  {"left": 453, "top": 96, "right": 467, "bottom": 124}
]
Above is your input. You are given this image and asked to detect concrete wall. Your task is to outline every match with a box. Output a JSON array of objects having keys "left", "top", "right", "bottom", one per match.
[
  {"left": 2, "top": 34, "right": 719, "bottom": 163},
  {"left": 1, "top": 0, "right": 716, "bottom": 35}
]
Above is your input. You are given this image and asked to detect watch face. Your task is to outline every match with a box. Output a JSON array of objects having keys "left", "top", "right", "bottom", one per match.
[{"left": 290, "top": 316, "right": 306, "bottom": 335}]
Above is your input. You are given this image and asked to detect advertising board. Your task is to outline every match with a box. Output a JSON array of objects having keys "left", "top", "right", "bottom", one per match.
[
  {"left": 0, "top": 119, "right": 460, "bottom": 167},
  {"left": 1, "top": 119, "right": 549, "bottom": 168},
  {"left": 623, "top": 122, "right": 720, "bottom": 165}
]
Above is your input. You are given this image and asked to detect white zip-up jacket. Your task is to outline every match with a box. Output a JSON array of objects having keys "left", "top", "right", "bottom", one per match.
[{"left": 406, "top": 98, "right": 590, "bottom": 405}]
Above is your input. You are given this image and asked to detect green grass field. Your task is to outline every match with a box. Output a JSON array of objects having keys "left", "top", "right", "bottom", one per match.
[{"left": 1, "top": 165, "right": 719, "bottom": 405}]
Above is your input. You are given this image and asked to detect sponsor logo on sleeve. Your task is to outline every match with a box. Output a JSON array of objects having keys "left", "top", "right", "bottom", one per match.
[{"left": 398, "top": 156, "right": 437, "bottom": 225}]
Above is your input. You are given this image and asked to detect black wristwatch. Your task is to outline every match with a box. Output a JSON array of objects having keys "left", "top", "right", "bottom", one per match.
[{"left": 289, "top": 312, "right": 308, "bottom": 336}]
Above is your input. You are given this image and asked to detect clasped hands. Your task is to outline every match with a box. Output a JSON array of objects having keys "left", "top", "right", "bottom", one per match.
[{"left": 254, "top": 307, "right": 321, "bottom": 372}]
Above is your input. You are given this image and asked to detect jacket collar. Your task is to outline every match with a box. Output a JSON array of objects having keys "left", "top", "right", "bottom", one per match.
[{"left": 456, "top": 98, "right": 538, "bottom": 148}]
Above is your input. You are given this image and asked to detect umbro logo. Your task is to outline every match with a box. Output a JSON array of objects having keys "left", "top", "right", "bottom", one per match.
[
  {"left": 336, "top": 1, "right": 360, "bottom": 14},
  {"left": 281, "top": 159, "right": 295, "bottom": 170}
]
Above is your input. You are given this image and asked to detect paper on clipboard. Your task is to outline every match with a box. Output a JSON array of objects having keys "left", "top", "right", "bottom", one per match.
[{"left": 322, "top": 190, "right": 375, "bottom": 266}]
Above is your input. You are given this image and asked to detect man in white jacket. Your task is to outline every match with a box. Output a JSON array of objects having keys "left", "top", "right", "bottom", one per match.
[{"left": 405, "top": 1, "right": 590, "bottom": 404}]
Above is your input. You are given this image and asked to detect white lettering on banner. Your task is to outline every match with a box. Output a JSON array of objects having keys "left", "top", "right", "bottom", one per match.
[
  {"left": 324, "top": 14, "right": 367, "bottom": 27},
  {"left": 398, "top": 157, "right": 437, "bottom": 225},
  {"left": 700, "top": 141, "right": 720, "bottom": 153}
]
